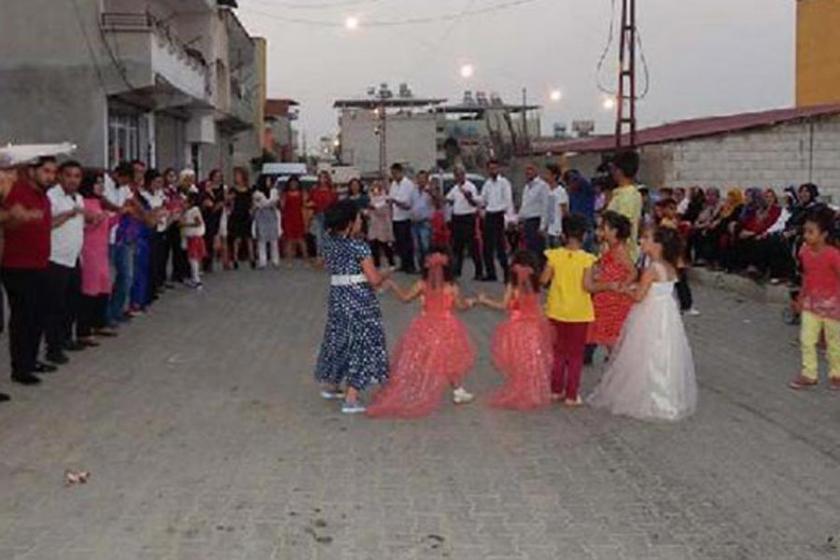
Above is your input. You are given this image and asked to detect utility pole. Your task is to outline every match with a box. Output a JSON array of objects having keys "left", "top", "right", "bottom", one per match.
[
  {"left": 615, "top": 0, "right": 637, "bottom": 149},
  {"left": 521, "top": 87, "right": 529, "bottom": 155},
  {"left": 377, "top": 101, "right": 387, "bottom": 179}
]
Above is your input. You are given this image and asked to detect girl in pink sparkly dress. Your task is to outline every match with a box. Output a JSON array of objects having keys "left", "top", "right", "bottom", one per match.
[
  {"left": 367, "top": 250, "right": 477, "bottom": 418},
  {"left": 478, "top": 251, "right": 553, "bottom": 410}
]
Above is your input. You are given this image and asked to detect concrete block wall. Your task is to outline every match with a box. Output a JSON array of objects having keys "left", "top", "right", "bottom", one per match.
[{"left": 650, "top": 115, "right": 840, "bottom": 202}]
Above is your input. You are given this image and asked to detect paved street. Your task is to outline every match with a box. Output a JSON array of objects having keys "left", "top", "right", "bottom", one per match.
[{"left": 0, "top": 266, "right": 839, "bottom": 560}]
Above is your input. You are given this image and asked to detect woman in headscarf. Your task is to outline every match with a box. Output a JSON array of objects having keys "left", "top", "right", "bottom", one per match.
[
  {"left": 734, "top": 188, "right": 782, "bottom": 275},
  {"left": 690, "top": 187, "right": 722, "bottom": 265},
  {"left": 754, "top": 189, "right": 796, "bottom": 283}
]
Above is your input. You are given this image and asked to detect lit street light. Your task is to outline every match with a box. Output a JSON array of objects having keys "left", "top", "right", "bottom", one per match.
[
  {"left": 345, "top": 16, "right": 359, "bottom": 30},
  {"left": 602, "top": 96, "right": 616, "bottom": 110},
  {"left": 549, "top": 89, "right": 563, "bottom": 102},
  {"left": 459, "top": 63, "right": 474, "bottom": 79}
]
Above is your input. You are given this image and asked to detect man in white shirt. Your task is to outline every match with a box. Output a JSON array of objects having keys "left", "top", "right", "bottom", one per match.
[
  {"left": 546, "top": 163, "right": 569, "bottom": 248},
  {"left": 480, "top": 159, "right": 514, "bottom": 282},
  {"left": 411, "top": 170, "right": 435, "bottom": 269},
  {"left": 445, "top": 165, "right": 483, "bottom": 279},
  {"left": 388, "top": 163, "right": 418, "bottom": 273},
  {"left": 140, "top": 174, "right": 168, "bottom": 297},
  {"left": 44, "top": 160, "right": 89, "bottom": 363},
  {"left": 518, "top": 163, "right": 550, "bottom": 257}
]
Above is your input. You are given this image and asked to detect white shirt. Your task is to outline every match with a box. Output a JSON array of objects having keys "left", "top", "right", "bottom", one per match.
[
  {"left": 141, "top": 189, "right": 167, "bottom": 232},
  {"left": 519, "top": 177, "right": 551, "bottom": 230},
  {"left": 103, "top": 176, "right": 133, "bottom": 244},
  {"left": 547, "top": 185, "right": 569, "bottom": 237},
  {"left": 446, "top": 180, "right": 481, "bottom": 216},
  {"left": 482, "top": 175, "right": 515, "bottom": 216},
  {"left": 410, "top": 188, "right": 434, "bottom": 222},
  {"left": 47, "top": 185, "right": 85, "bottom": 267},
  {"left": 181, "top": 206, "right": 205, "bottom": 238},
  {"left": 389, "top": 177, "right": 417, "bottom": 222}
]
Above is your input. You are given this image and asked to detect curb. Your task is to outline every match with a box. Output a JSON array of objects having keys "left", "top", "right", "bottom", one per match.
[{"left": 688, "top": 267, "right": 789, "bottom": 305}]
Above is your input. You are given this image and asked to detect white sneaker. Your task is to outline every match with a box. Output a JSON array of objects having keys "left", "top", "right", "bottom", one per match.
[
  {"left": 341, "top": 401, "right": 367, "bottom": 414},
  {"left": 686, "top": 308, "right": 701, "bottom": 317},
  {"left": 452, "top": 387, "right": 475, "bottom": 405},
  {"left": 320, "top": 389, "right": 346, "bottom": 401}
]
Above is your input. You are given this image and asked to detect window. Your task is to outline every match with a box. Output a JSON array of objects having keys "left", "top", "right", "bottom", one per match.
[{"left": 108, "top": 112, "right": 141, "bottom": 168}]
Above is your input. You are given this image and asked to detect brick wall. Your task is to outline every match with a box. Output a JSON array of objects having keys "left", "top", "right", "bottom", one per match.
[{"left": 646, "top": 115, "right": 840, "bottom": 202}]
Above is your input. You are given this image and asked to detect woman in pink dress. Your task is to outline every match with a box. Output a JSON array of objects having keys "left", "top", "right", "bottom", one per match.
[
  {"left": 477, "top": 251, "right": 553, "bottom": 410},
  {"left": 367, "top": 250, "right": 477, "bottom": 419},
  {"left": 77, "top": 170, "right": 117, "bottom": 342}
]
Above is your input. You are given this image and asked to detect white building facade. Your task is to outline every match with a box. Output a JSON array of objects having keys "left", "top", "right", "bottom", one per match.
[{"left": 338, "top": 109, "right": 438, "bottom": 176}]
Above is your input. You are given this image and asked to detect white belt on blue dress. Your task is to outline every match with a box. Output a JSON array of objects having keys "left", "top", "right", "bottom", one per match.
[{"left": 330, "top": 274, "right": 367, "bottom": 286}]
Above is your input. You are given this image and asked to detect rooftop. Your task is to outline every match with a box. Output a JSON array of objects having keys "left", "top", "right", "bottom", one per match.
[
  {"left": 333, "top": 97, "right": 447, "bottom": 109},
  {"left": 265, "top": 98, "right": 300, "bottom": 117},
  {"left": 533, "top": 104, "right": 840, "bottom": 154}
]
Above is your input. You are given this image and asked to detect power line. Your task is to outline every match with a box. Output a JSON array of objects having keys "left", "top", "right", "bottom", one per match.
[
  {"left": 239, "top": 0, "right": 547, "bottom": 28},
  {"left": 595, "top": 0, "right": 617, "bottom": 96},
  {"left": 245, "top": 0, "right": 383, "bottom": 10},
  {"left": 596, "top": 0, "right": 649, "bottom": 100}
]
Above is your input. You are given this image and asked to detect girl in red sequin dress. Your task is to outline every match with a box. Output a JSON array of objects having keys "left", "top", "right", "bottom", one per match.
[
  {"left": 367, "top": 250, "right": 477, "bottom": 418},
  {"left": 588, "top": 211, "right": 636, "bottom": 353},
  {"left": 478, "top": 251, "right": 553, "bottom": 410}
]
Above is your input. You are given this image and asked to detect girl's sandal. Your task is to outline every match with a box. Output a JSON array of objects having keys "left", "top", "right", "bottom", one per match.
[
  {"left": 563, "top": 396, "right": 584, "bottom": 408},
  {"left": 788, "top": 375, "right": 818, "bottom": 390}
]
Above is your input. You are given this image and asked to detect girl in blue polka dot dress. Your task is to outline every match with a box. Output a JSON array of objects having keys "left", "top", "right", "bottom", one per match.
[{"left": 315, "top": 200, "right": 391, "bottom": 414}]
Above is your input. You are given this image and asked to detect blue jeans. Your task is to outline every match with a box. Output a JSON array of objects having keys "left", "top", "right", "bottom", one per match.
[
  {"left": 131, "top": 235, "right": 151, "bottom": 309},
  {"left": 411, "top": 220, "right": 431, "bottom": 267},
  {"left": 107, "top": 243, "right": 134, "bottom": 325},
  {"left": 312, "top": 213, "right": 326, "bottom": 257}
]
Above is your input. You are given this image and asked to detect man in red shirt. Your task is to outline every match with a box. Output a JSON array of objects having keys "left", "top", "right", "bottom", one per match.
[{"left": 1, "top": 156, "right": 57, "bottom": 386}]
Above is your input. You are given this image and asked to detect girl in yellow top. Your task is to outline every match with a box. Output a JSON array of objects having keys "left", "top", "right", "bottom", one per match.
[{"left": 541, "top": 214, "right": 598, "bottom": 406}]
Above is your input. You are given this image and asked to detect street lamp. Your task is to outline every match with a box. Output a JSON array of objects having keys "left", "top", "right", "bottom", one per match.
[
  {"left": 549, "top": 89, "right": 563, "bottom": 102},
  {"left": 602, "top": 96, "right": 616, "bottom": 110},
  {"left": 344, "top": 16, "right": 359, "bottom": 30},
  {"left": 459, "top": 63, "right": 475, "bottom": 79}
]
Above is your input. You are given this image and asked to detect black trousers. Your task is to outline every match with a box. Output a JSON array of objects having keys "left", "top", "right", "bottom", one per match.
[
  {"left": 482, "top": 211, "right": 509, "bottom": 280},
  {"left": 369, "top": 240, "right": 395, "bottom": 268},
  {"left": 45, "top": 262, "right": 80, "bottom": 354},
  {"left": 2, "top": 267, "right": 46, "bottom": 376},
  {"left": 168, "top": 225, "right": 189, "bottom": 282},
  {"left": 149, "top": 230, "right": 167, "bottom": 294},
  {"left": 393, "top": 220, "right": 415, "bottom": 273},
  {"left": 675, "top": 268, "right": 693, "bottom": 311},
  {"left": 522, "top": 217, "right": 545, "bottom": 258},
  {"left": 754, "top": 234, "right": 796, "bottom": 280},
  {"left": 452, "top": 214, "right": 482, "bottom": 278},
  {"left": 77, "top": 294, "right": 108, "bottom": 338}
]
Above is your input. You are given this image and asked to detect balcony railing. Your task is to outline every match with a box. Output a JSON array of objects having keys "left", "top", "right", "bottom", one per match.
[{"left": 101, "top": 11, "right": 212, "bottom": 99}]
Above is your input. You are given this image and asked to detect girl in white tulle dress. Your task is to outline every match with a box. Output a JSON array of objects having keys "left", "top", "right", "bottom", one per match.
[{"left": 588, "top": 226, "right": 697, "bottom": 421}]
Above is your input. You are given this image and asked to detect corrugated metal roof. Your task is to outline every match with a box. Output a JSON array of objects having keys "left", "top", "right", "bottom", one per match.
[{"left": 533, "top": 104, "right": 840, "bottom": 155}]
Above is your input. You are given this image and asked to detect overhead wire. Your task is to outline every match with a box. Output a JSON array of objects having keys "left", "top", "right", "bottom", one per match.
[
  {"left": 245, "top": 0, "right": 383, "bottom": 10},
  {"left": 238, "top": 0, "right": 547, "bottom": 28},
  {"left": 595, "top": 0, "right": 650, "bottom": 99}
]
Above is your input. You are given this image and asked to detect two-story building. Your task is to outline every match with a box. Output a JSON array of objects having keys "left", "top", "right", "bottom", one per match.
[{"left": 0, "top": 0, "right": 264, "bottom": 180}]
